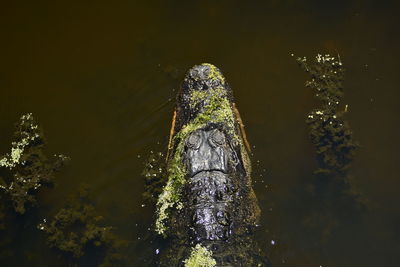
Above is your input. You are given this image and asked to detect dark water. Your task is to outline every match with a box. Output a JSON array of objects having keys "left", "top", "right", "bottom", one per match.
[{"left": 1, "top": 1, "right": 399, "bottom": 266}]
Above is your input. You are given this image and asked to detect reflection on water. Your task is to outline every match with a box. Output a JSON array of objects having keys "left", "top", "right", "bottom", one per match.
[
  {"left": 1, "top": 1, "right": 400, "bottom": 266},
  {"left": 142, "top": 151, "right": 167, "bottom": 205}
]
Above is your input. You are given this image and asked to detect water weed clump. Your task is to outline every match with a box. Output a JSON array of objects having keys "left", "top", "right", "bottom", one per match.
[
  {"left": 296, "top": 53, "right": 364, "bottom": 246},
  {"left": 297, "top": 54, "right": 358, "bottom": 175},
  {"left": 0, "top": 113, "right": 68, "bottom": 214},
  {"left": 38, "top": 184, "right": 127, "bottom": 266},
  {"left": 183, "top": 244, "right": 216, "bottom": 267}
]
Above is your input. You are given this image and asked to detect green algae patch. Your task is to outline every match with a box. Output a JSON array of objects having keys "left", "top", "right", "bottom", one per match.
[
  {"left": 189, "top": 90, "right": 208, "bottom": 108},
  {"left": 0, "top": 113, "right": 41, "bottom": 169},
  {"left": 154, "top": 147, "right": 186, "bottom": 235},
  {"left": 188, "top": 86, "right": 238, "bottom": 142},
  {"left": 155, "top": 86, "right": 241, "bottom": 235},
  {"left": 203, "top": 63, "right": 225, "bottom": 84},
  {"left": 0, "top": 113, "right": 68, "bottom": 214},
  {"left": 183, "top": 244, "right": 216, "bottom": 267}
]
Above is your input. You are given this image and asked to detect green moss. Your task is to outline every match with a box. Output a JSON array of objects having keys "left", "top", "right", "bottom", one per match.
[
  {"left": 183, "top": 244, "right": 216, "bottom": 267},
  {"left": 155, "top": 86, "right": 241, "bottom": 235}
]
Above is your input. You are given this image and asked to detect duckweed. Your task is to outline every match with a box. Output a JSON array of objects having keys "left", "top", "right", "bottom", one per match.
[
  {"left": 0, "top": 113, "right": 68, "bottom": 213},
  {"left": 203, "top": 63, "right": 226, "bottom": 84},
  {"left": 183, "top": 244, "right": 216, "bottom": 267}
]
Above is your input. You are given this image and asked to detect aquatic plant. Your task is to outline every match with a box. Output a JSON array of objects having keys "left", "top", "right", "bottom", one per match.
[
  {"left": 297, "top": 54, "right": 358, "bottom": 175},
  {"left": 0, "top": 113, "right": 68, "bottom": 214},
  {"left": 183, "top": 244, "right": 217, "bottom": 267},
  {"left": 296, "top": 53, "right": 364, "bottom": 247},
  {"left": 38, "top": 184, "right": 127, "bottom": 266}
]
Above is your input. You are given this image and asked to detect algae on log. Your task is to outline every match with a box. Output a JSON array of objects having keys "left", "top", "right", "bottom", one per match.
[{"left": 0, "top": 113, "right": 68, "bottom": 214}]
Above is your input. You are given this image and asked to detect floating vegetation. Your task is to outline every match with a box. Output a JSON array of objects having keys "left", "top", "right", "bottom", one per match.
[
  {"left": 38, "top": 184, "right": 127, "bottom": 266},
  {"left": 297, "top": 54, "right": 359, "bottom": 176},
  {"left": 296, "top": 53, "right": 364, "bottom": 246},
  {"left": 183, "top": 244, "right": 217, "bottom": 267},
  {"left": 0, "top": 113, "right": 69, "bottom": 214}
]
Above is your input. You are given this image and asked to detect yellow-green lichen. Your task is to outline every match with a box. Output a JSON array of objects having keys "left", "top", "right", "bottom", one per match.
[
  {"left": 155, "top": 86, "right": 241, "bottom": 235},
  {"left": 183, "top": 244, "right": 216, "bottom": 267}
]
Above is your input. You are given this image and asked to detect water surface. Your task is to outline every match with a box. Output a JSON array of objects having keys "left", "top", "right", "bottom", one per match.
[{"left": 1, "top": 1, "right": 399, "bottom": 266}]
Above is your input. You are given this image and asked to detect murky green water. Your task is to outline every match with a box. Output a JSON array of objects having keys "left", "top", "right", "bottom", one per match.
[{"left": 1, "top": 1, "right": 399, "bottom": 266}]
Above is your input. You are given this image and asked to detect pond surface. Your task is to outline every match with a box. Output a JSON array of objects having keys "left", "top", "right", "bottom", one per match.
[{"left": 1, "top": 1, "right": 399, "bottom": 266}]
